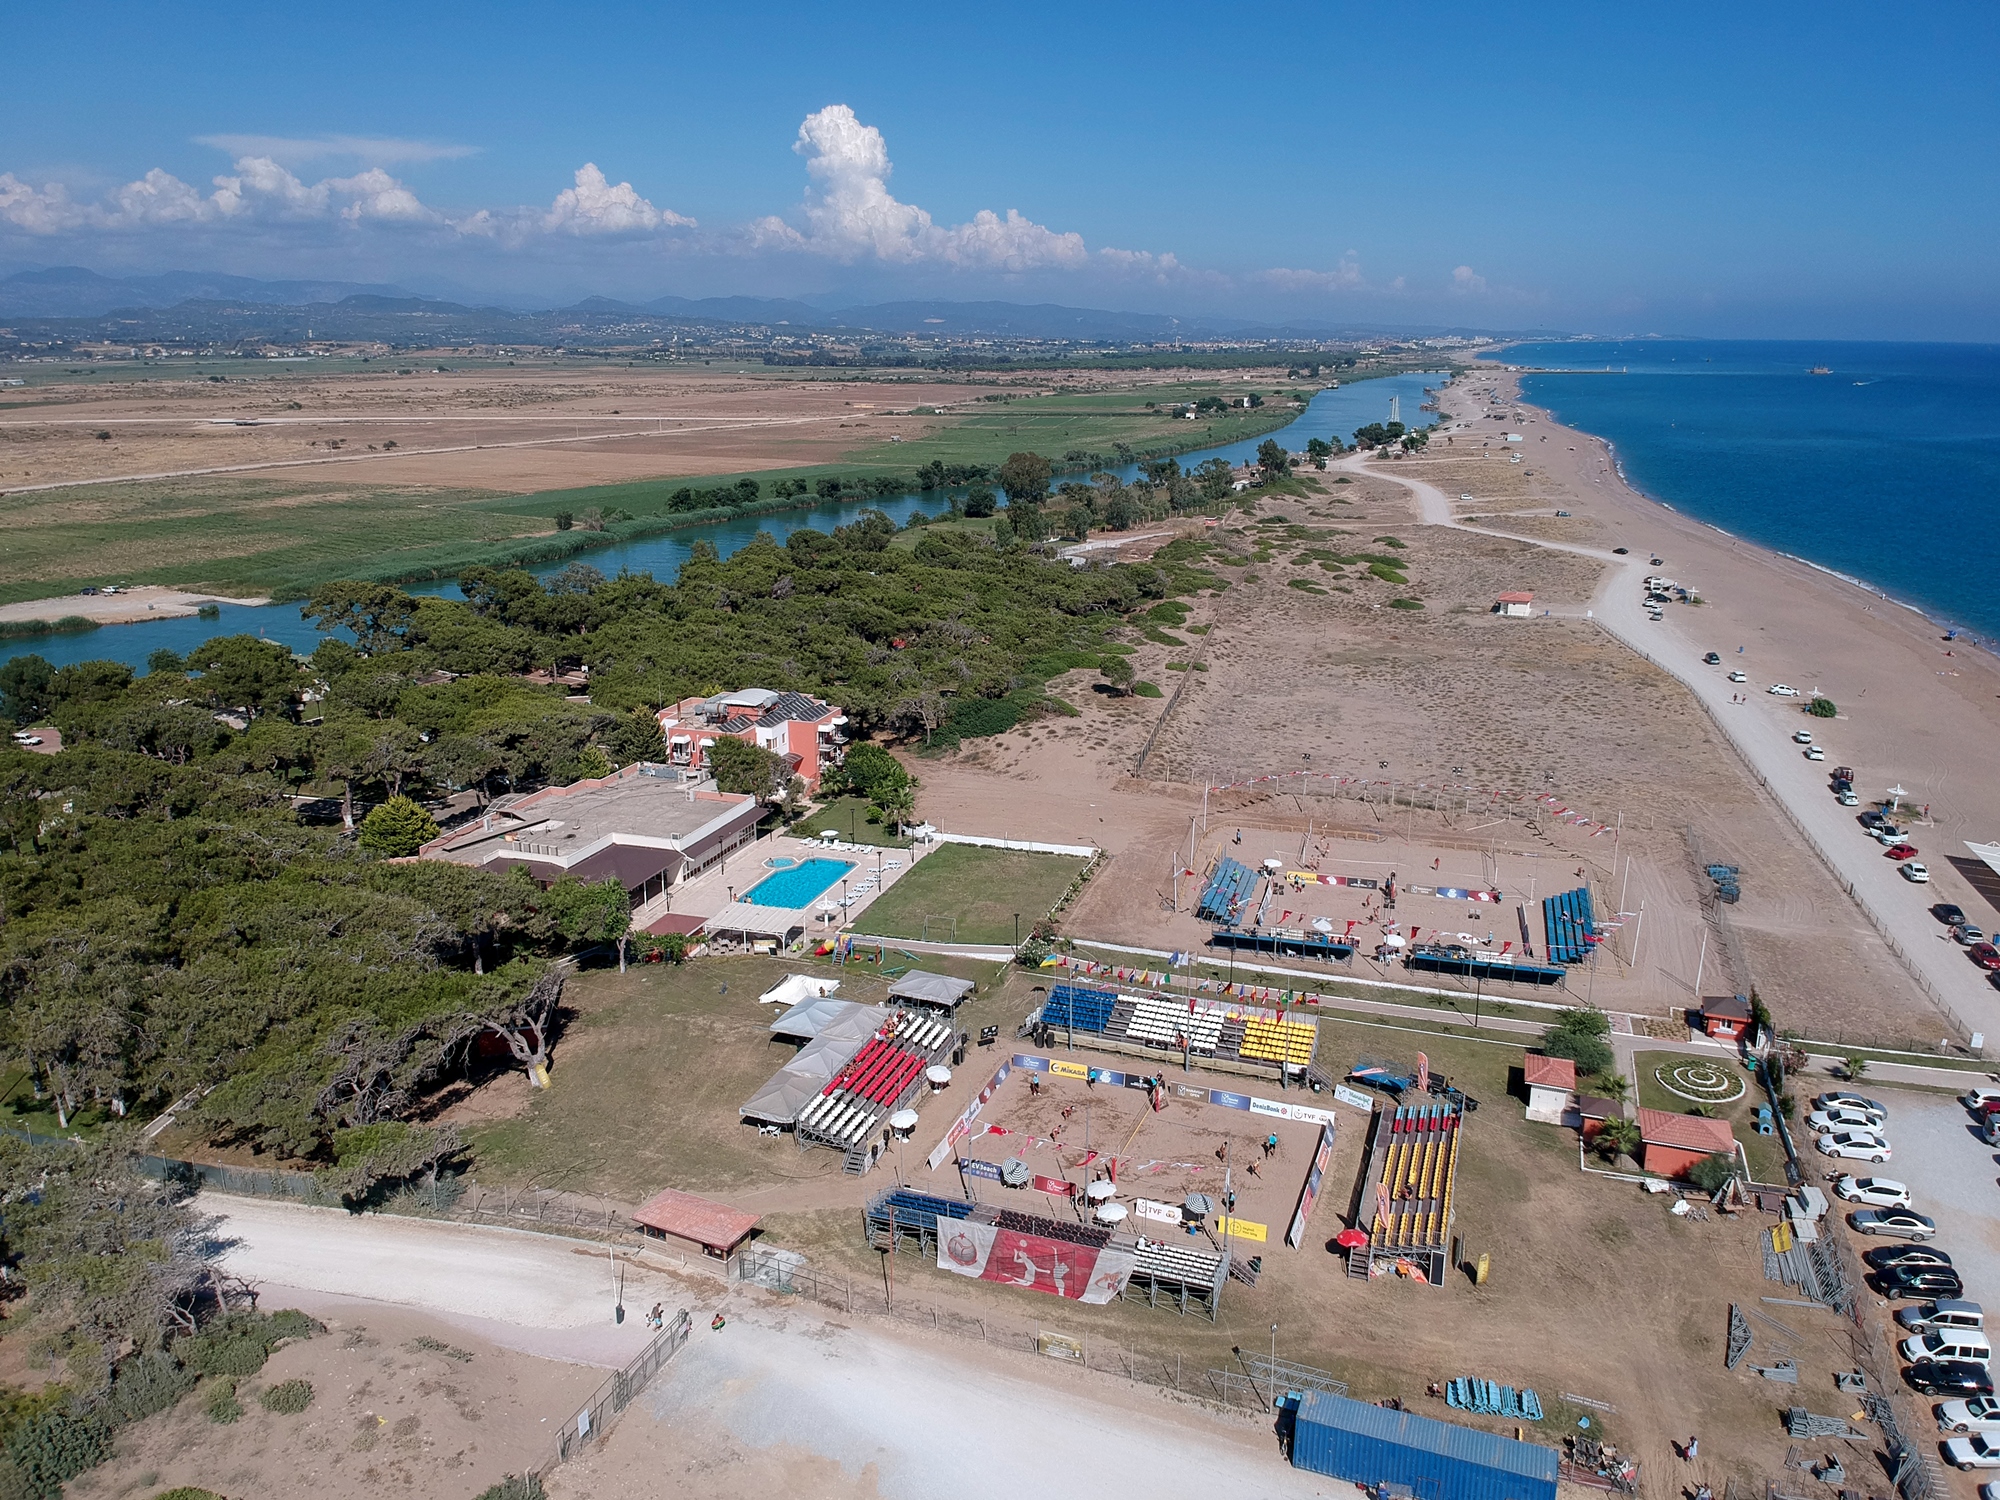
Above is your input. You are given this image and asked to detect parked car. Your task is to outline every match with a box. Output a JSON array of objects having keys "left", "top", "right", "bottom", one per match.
[
  {"left": 1938, "top": 1395, "right": 2000, "bottom": 1434},
  {"left": 1857, "top": 1208, "right": 1938, "bottom": 1240},
  {"left": 1728, "top": 670, "right": 1748, "bottom": 683},
  {"left": 1818, "top": 1092, "right": 1888, "bottom": 1115},
  {"left": 1937, "top": 904, "right": 1970, "bottom": 926},
  {"left": 1909, "top": 1360, "right": 1994, "bottom": 1397},
  {"left": 1903, "top": 862, "right": 1932, "bottom": 883},
  {"left": 1612, "top": 546, "right": 1630, "bottom": 555},
  {"left": 1837, "top": 790, "right": 1859, "bottom": 805},
  {"left": 1886, "top": 843, "right": 1922, "bottom": 861},
  {"left": 1861, "top": 810, "right": 1889, "bottom": 829},
  {"left": 1770, "top": 684, "right": 1801, "bottom": 697},
  {"left": 1869, "top": 1245, "right": 1954, "bottom": 1271},
  {"left": 1819, "top": 1128, "right": 1891, "bottom": 1162},
  {"left": 1794, "top": 729, "right": 1814, "bottom": 744},
  {"left": 1875, "top": 825, "right": 1910, "bottom": 844},
  {"left": 1968, "top": 944, "right": 2000, "bottom": 972},
  {"left": 1835, "top": 1176, "right": 1911, "bottom": 1208},
  {"left": 1945, "top": 1433, "right": 2000, "bottom": 1470},
  {"left": 1811, "top": 1105, "right": 1890, "bottom": 1133},
  {"left": 1964, "top": 1086, "right": 2000, "bottom": 1110},
  {"left": 1703, "top": 652, "right": 1722, "bottom": 665},
  {"left": 1955, "top": 924, "right": 1987, "bottom": 946},
  {"left": 1879, "top": 1268, "right": 1967, "bottom": 1301},
  {"left": 1900, "top": 1300, "right": 1984, "bottom": 1335},
  {"left": 1905, "top": 1330, "right": 1993, "bottom": 1366},
  {"left": 1805, "top": 746, "right": 1827, "bottom": 761}
]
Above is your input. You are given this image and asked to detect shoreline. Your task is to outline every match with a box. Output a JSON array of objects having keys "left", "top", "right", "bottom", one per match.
[
  {"left": 0, "top": 584, "right": 272, "bottom": 628},
  {"left": 1491, "top": 352, "right": 1998, "bottom": 661}
]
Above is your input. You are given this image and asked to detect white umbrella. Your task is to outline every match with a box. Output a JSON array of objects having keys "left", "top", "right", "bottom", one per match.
[
  {"left": 1094, "top": 1202, "right": 1129, "bottom": 1225},
  {"left": 887, "top": 1109, "right": 920, "bottom": 1135},
  {"left": 1310, "top": 917, "right": 1335, "bottom": 935},
  {"left": 1085, "top": 1180, "right": 1117, "bottom": 1202},
  {"left": 1263, "top": 858, "right": 1285, "bottom": 872},
  {"left": 1382, "top": 934, "right": 1407, "bottom": 948},
  {"left": 925, "top": 1065, "right": 952, "bottom": 1089}
]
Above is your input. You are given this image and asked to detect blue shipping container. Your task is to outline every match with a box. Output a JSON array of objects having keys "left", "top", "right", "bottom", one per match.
[{"left": 1290, "top": 1390, "right": 1559, "bottom": 1500}]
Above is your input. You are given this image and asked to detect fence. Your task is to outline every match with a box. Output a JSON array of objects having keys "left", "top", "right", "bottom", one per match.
[{"left": 531, "top": 1309, "right": 691, "bottom": 1479}]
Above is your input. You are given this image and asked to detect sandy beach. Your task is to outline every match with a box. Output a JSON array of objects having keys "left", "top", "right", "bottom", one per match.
[{"left": 0, "top": 582, "right": 270, "bottom": 625}]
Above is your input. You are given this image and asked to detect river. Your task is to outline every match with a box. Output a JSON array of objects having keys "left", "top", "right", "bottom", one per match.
[{"left": 3, "top": 371, "right": 1443, "bottom": 674}]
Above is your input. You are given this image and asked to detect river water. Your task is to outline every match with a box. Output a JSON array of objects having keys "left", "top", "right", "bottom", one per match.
[{"left": 5, "top": 371, "right": 1442, "bottom": 674}]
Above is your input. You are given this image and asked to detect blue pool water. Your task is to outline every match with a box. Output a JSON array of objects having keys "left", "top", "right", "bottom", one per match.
[{"left": 741, "top": 857, "right": 853, "bottom": 908}]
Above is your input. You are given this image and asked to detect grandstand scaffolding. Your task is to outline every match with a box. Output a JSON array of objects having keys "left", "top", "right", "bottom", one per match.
[
  {"left": 1030, "top": 983, "right": 1318, "bottom": 1079},
  {"left": 795, "top": 1009, "right": 957, "bottom": 1173},
  {"left": 1348, "top": 1101, "right": 1464, "bottom": 1286}
]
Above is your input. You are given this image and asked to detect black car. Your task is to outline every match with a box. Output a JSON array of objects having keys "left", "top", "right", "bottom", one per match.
[
  {"left": 1860, "top": 810, "right": 1888, "bottom": 829},
  {"left": 1936, "top": 903, "right": 1968, "bottom": 926},
  {"left": 1612, "top": 547, "right": 1630, "bottom": 555},
  {"left": 1876, "top": 1267, "right": 1966, "bottom": 1301},
  {"left": 1867, "top": 1244, "right": 1954, "bottom": 1271},
  {"left": 1703, "top": 651, "right": 1723, "bottom": 665},
  {"left": 1906, "top": 1360, "right": 1993, "bottom": 1397}
]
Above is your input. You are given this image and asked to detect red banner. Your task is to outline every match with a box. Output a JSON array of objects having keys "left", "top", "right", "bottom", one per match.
[
  {"left": 937, "top": 1220, "right": 1136, "bottom": 1303},
  {"left": 1032, "top": 1174, "right": 1075, "bottom": 1197}
]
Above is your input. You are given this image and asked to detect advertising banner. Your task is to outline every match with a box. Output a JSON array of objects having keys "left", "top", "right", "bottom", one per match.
[
  {"left": 1218, "top": 1216, "right": 1268, "bottom": 1243},
  {"left": 936, "top": 1220, "right": 1136, "bottom": 1303},
  {"left": 959, "top": 1158, "right": 1003, "bottom": 1181},
  {"left": 1416, "top": 1052, "right": 1430, "bottom": 1097},
  {"left": 1286, "top": 1123, "right": 1338, "bottom": 1248},
  {"left": 1332, "top": 1084, "right": 1376, "bottom": 1112},
  {"left": 1050, "top": 1060, "right": 1089, "bottom": 1080},
  {"left": 1133, "top": 1197, "right": 1181, "bottom": 1224},
  {"left": 1011, "top": 1054, "right": 1050, "bottom": 1072},
  {"left": 927, "top": 1058, "right": 1012, "bottom": 1171},
  {"left": 1248, "top": 1096, "right": 1340, "bottom": 1128},
  {"left": 1031, "top": 1174, "right": 1076, "bottom": 1198},
  {"left": 1208, "top": 1089, "right": 1252, "bottom": 1112}
]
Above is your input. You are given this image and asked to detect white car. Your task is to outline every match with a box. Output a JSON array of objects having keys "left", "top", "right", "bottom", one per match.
[
  {"left": 1837, "top": 790, "right": 1858, "bottom": 805},
  {"left": 1769, "top": 684, "right": 1800, "bottom": 697},
  {"left": 1817, "top": 1092, "right": 1887, "bottom": 1114},
  {"left": 1903, "top": 862, "right": 1931, "bottom": 883},
  {"left": 1728, "top": 670, "right": 1748, "bottom": 683},
  {"left": 1818, "top": 1130, "right": 1890, "bottom": 1162},
  {"left": 1811, "top": 1106, "right": 1889, "bottom": 1133},
  {"left": 1946, "top": 1434, "right": 2000, "bottom": 1471},
  {"left": 1460, "top": 493, "right": 1474, "bottom": 501},
  {"left": 1805, "top": 746, "right": 1827, "bottom": 761},
  {"left": 1834, "top": 1175, "right": 1909, "bottom": 1208},
  {"left": 1794, "top": 730, "right": 1814, "bottom": 744},
  {"left": 1939, "top": 1397, "right": 2000, "bottom": 1434}
]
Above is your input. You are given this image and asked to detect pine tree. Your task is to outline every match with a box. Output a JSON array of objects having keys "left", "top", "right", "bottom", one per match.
[{"left": 357, "top": 795, "right": 440, "bottom": 857}]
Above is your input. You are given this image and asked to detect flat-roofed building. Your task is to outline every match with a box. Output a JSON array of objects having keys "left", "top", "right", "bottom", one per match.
[{"left": 418, "top": 763, "right": 759, "bottom": 921}]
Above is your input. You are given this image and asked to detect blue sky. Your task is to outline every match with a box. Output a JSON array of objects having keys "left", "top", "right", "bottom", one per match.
[{"left": 5, "top": 1, "right": 1997, "bottom": 337}]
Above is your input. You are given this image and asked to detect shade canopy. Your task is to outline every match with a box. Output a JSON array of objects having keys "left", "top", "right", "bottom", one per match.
[
  {"left": 887, "top": 1109, "right": 920, "bottom": 1133},
  {"left": 1336, "top": 1227, "right": 1370, "bottom": 1248}
]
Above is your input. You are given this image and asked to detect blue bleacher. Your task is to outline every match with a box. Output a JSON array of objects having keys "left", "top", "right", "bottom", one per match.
[
  {"left": 1042, "top": 983, "right": 1118, "bottom": 1034},
  {"left": 1542, "top": 886, "right": 1597, "bottom": 965},
  {"left": 1196, "top": 857, "right": 1257, "bottom": 923},
  {"left": 871, "top": 1189, "right": 974, "bottom": 1231}
]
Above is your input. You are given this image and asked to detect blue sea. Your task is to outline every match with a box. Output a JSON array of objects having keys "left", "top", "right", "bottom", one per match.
[
  {"left": 1482, "top": 340, "right": 2000, "bottom": 641},
  {"left": 0, "top": 372, "right": 1440, "bottom": 674}
]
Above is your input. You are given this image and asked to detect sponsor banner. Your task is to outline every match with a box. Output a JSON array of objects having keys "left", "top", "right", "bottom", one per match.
[
  {"left": 960, "top": 1157, "right": 1004, "bottom": 1181},
  {"left": 1011, "top": 1054, "right": 1050, "bottom": 1072},
  {"left": 1124, "top": 1074, "right": 1154, "bottom": 1092},
  {"left": 927, "top": 1123, "right": 966, "bottom": 1172},
  {"left": 1050, "top": 1060, "right": 1089, "bottom": 1080},
  {"left": 1248, "top": 1096, "right": 1341, "bottom": 1128},
  {"left": 1287, "top": 1123, "right": 1337, "bottom": 1248},
  {"left": 1173, "top": 1084, "right": 1208, "bottom": 1101},
  {"left": 1218, "top": 1216, "right": 1268, "bottom": 1243},
  {"left": 927, "top": 1059, "right": 1012, "bottom": 1170},
  {"left": 1332, "top": 1084, "right": 1376, "bottom": 1112},
  {"left": 1032, "top": 1174, "right": 1076, "bottom": 1198},
  {"left": 1208, "top": 1090, "right": 1252, "bottom": 1112},
  {"left": 936, "top": 1219, "right": 1136, "bottom": 1303},
  {"left": 1134, "top": 1197, "right": 1181, "bottom": 1224},
  {"left": 1416, "top": 1052, "right": 1430, "bottom": 1097}
]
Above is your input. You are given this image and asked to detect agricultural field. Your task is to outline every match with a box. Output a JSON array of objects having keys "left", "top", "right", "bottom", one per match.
[{"left": 848, "top": 844, "right": 1088, "bottom": 946}]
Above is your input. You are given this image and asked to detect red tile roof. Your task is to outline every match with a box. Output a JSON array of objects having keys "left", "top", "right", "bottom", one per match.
[
  {"left": 1636, "top": 1107, "right": 1736, "bottom": 1155},
  {"left": 632, "top": 1187, "right": 760, "bottom": 1252},
  {"left": 1496, "top": 591, "right": 1536, "bottom": 605},
  {"left": 1522, "top": 1053, "right": 1576, "bottom": 1090}
]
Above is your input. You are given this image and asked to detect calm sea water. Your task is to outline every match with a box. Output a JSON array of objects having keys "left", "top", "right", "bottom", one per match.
[
  {"left": 3, "top": 371, "right": 1441, "bottom": 673},
  {"left": 1483, "top": 340, "right": 2000, "bottom": 641}
]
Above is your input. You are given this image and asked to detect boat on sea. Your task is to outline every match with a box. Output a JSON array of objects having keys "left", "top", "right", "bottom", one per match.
[{"left": 1808, "top": 365, "right": 1832, "bottom": 375}]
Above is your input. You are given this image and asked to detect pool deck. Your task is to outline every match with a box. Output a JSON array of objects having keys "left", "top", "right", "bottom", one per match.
[{"left": 661, "top": 828, "right": 943, "bottom": 938}]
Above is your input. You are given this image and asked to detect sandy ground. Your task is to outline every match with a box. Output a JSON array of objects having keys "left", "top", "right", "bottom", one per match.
[
  {"left": 554, "top": 1299, "right": 1333, "bottom": 1500},
  {"left": 0, "top": 583, "right": 268, "bottom": 623}
]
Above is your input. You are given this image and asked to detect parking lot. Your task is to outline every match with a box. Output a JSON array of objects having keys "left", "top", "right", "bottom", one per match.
[{"left": 1840, "top": 1083, "right": 2000, "bottom": 1308}]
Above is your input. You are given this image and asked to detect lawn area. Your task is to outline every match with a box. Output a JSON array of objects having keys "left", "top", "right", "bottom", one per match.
[
  {"left": 797, "top": 795, "right": 912, "bottom": 848},
  {"left": 463, "top": 950, "right": 1006, "bottom": 1202},
  {"left": 1633, "top": 1049, "right": 1787, "bottom": 1183},
  {"left": 850, "top": 844, "right": 1086, "bottom": 946}
]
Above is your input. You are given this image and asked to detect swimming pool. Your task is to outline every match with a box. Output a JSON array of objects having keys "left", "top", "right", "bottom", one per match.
[{"left": 741, "top": 857, "right": 854, "bottom": 908}]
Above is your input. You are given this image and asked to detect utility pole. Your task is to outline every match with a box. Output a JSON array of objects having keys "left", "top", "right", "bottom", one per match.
[{"left": 1694, "top": 930, "right": 1708, "bottom": 996}]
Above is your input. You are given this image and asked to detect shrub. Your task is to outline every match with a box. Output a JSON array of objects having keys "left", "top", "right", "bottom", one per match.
[
  {"left": 4, "top": 1407, "right": 110, "bottom": 1498},
  {"left": 108, "top": 1351, "right": 194, "bottom": 1424},
  {"left": 1543, "top": 1007, "right": 1614, "bottom": 1076},
  {"left": 476, "top": 1477, "right": 546, "bottom": 1500},
  {"left": 357, "top": 794, "right": 440, "bottom": 857},
  {"left": 1132, "top": 681, "right": 1164, "bottom": 698},
  {"left": 154, "top": 1490, "right": 226, "bottom": 1500},
  {"left": 177, "top": 1310, "right": 322, "bottom": 1380},
  {"left": 1389, "top": 597, "right": 1425, "bottom": 610},
  {"left": 260, "top": 1380, "right": 314, "bottom": 1415},
  {"left": 1686, "top": 1151, "right": 1738, "bottom": 1194},
  {"left": 1808, "top": 696, "right": 1836, "bottom": 718},
  {"left": 201, "top": 1379, "right": 242, "bottom": 1425}
]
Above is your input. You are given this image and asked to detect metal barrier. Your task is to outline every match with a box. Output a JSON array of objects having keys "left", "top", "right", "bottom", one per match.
[{"left": 536, "top": 1309, "right": 691, "bottom": 1477}]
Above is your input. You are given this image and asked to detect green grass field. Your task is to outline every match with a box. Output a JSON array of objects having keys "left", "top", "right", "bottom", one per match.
[
  {"left": 1634, "top": 1049, "right": 1786, "bottom": 1183},
  {"left": 850, "top": 843, "right": 1086, "bottom": 946},
  {"left": 797, "top": 795, "right": 914, "bottom": 847},
  {"left": 2, "top": 378, "right": 1300, "bottom": 602}
]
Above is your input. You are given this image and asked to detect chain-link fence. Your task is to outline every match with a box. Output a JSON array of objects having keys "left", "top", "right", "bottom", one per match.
[{"left": 531, "top": 1309, "right": 691, "bottom": 1479}]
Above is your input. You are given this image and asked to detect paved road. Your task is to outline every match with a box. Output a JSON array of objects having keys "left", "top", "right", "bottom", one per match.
[{"left": 1354, "top": 453, "right": 1996, "bottom": 1038}]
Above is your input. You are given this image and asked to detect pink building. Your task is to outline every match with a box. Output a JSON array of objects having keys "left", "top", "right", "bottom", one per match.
[{"left": 655, "top": 689, "right": 848, "bottom": 794}]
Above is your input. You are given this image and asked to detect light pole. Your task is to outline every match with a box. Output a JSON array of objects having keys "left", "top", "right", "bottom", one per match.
[
  {"left": 1270, "top": 1323, "right": 1279, "bottom": 1405},
  {"left": 1014, "top": 912, "right": 1021, "bottom": 947}
]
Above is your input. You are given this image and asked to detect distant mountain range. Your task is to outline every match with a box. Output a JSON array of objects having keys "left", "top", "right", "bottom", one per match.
[{"left": 0, "top": 265, "right": 1563, "bottom": 344}]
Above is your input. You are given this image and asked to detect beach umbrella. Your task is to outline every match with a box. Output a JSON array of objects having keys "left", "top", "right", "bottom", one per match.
[
  {"left": 1183, "top": 1193, "right": 1215, "bottom": 1217},
  {"left": 1383, "top": 934, "right": 1407, "bottom": 948},
  {"left": 1263, "top": 858, "right": 1284, "bottom": 872},
  {"left": 1094, "top": 1202, "right": 1129, "bottom": 1225},
  {"left": 1336, "top": 1227, "right": 1369, "bottom": 1249},
  {"left": 1311, "top": 917, "right": 1335, "bottom": 934},
  {"left": 887, "top": 1109, "right": 919, "bottom": 1135},
  {"left": 1085, "top": 1180, "right": 1117, "bottom": 1202}
]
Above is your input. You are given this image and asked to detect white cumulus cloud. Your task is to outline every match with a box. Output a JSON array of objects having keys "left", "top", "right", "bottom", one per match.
[
  {"left": 543, "top": 163, "right": 694, "bottom": 235},
  {"left": 194, "top": 133, "right": 477, "bottom": 166},
  {"left": 1259, "top": 255, "right": 1364, "bottom": 294},
  {"left": 768, "top": 104, "right": 1088, "bottom": 270},
  {"left": 0, "top": 157, "right": 442, "bottom": 233},
  {"left": 1451, "top": 264, "right": 1488, "bottom": 294}
]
